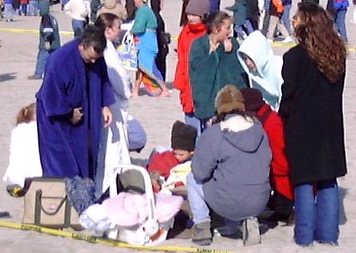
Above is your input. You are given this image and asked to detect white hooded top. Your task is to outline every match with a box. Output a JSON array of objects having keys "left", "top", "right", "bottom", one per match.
[
  {"left": 3, "top": 121, "right": 42, "bottom": 187},
  {"left": 237, "top": 31, "right": 283, "bottom": 110}
]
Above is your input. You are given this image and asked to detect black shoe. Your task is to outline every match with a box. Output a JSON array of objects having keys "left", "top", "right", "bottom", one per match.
[{"left": 0, "top": 211, "right": 10, "bottom": 218}]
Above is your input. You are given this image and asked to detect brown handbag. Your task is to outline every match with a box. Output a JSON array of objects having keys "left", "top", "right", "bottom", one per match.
[{"left": 22, "top": 178, "right": 81, "bottom": 229}]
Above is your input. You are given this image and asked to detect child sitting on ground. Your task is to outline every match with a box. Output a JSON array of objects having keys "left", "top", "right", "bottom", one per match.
[
  {"left": 147, "top": 120, "right": 197, "bottom": 193},
  {"left": 3, "top": 102, "right": 42, "bottom": 188}
]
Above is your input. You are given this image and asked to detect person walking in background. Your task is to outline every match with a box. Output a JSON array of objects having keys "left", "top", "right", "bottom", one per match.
[
  {"left": 64, "top": 0, "right": 89, "bottom": 37},
  {"left": 28, "top": 0, "right": 39, "bottom": 16},
  {"left": 327, "top": 0, "right": 349, "bottom": 43},
  {"left": 4, "top": 0, "right": 14, "bottom": 22},
  {"left": 130, "top": 0, "right": 170, "bottom": 97},
  {"left": 187, "top": 85, "right": 271, "bottom": 246},
  {"left": 94, "top": 13, "right": 132, "bottom": 194},
  {"left": 226, "top": 0, "right": 254, "bottom": 41},
  {"left": 237, "top": 30, "right": 283, "bottom": 110},
  {"left": 151, "top": 0, "right": 169, "bottom": 81},
  {"left": 19, "top": 0, "right": 28, "bottom": 16},
  {"left": 266, "top": 0, "right": 293, "bottom": 43},
  {"left": 28, "top": 0, "right": 61, "bottom": 80},
  {"left": 281, "top": 0, "right": 293, "bottom": 36},
  {"left": 36, "top": 26, "right": 115, "bottom": 180},
  {"left": 174, "top": 0, "right": 209, "bottom": 131},
  {"left": 189, "top": 11, "right": 249, "bottom": 134},
  {"left": 279, "top": 2, "right": 347, "bottom": 246}
]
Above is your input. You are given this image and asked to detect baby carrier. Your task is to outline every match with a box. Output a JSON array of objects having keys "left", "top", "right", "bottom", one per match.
[{"left": 104, "top": 164, "right": 182, "bottom": 246}]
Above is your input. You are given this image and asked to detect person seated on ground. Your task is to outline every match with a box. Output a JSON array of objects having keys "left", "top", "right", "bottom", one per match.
[
  {"left": 240, "top": 88, "right": 294, "bottom": 226},
  {"left": 187, "top": 85, "right": 271, "bottom": 246},
  {"left": 147, "top": 120, "right": 197, "bottom": 193},
  {"left": 3, "top": 102, "right": 42, "bottom": 188}
]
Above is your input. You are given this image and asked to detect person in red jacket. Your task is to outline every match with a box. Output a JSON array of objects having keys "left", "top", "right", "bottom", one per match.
[
  {"left": 173, "top": 0, "right": 209, "bottom": 134},
  {"left": 240, "top": 88, "right": 294, "bottom": 224}
]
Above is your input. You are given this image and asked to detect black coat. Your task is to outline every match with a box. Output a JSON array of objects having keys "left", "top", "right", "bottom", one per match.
[{"left": 279, "top": 45, "right": 347, "bottom": 185}]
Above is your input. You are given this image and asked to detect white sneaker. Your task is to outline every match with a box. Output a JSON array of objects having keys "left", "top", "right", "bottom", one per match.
[
  {"left": 242, "top": 217, "right": 261, "bottom": 246},
  {"left": 282, "top": 36, "right": 294, "bottom": 43}
]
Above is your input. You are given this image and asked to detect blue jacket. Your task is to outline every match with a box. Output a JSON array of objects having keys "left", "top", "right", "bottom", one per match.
[{"left": 192, "top": 115, "right": 271, "bottom": 220}]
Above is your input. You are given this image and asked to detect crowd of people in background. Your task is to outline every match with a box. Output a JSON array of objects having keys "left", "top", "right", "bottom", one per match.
[{"left": 1, "top": 0, "right": 353, "bottom": 249}]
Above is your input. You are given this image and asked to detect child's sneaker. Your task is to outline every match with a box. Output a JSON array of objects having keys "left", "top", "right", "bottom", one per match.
[
  {"left": 192, "top": 221, "right": 212, "bottom": 246},
  {"left": 242, "top": 216, "right": 261, "bottom": 246}
]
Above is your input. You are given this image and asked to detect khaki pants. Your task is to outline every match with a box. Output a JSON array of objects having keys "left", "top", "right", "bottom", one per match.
[{"left": 267, "top": 15, "right": 290, "bottom": 40}]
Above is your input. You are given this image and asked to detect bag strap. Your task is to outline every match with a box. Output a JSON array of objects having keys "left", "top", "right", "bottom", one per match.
[
  {"left": 34, "top": 189, "right": 72, "bottom": 228},
  {"left": 34, "top": 190, "right": 42, "bottom": 226}
]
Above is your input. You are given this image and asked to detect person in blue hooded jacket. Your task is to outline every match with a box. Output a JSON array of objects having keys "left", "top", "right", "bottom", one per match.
[{"left": 28, "top": 0, "right": 60, "bottom": 80}]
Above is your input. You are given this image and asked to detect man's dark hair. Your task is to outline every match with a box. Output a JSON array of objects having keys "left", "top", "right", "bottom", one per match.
[{"left": 79, "top": 25, "right": 107, "bottom": 55}]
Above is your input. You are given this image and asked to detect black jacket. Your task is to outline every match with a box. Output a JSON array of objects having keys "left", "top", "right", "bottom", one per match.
[{"left": 279, "top": 45, "right": 347, "bottom": 185}]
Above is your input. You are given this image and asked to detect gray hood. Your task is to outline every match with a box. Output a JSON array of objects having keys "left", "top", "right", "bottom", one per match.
[{"left": 220, "top": 115, "right": 265, "bottom": 153}]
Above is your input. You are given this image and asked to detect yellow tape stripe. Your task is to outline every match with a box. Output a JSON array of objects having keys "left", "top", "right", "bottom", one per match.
[
  {"left": 0, "top": 27, "right": 73, "bottom": 36},
  {"left": 0, "top": 220, "right": 232, "bottom": 253},
  {"left": 1, "top": 27, "right": 355, "bottom": 53}
]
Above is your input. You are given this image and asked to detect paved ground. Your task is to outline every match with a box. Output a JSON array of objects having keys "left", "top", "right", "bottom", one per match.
[{"left": 1, "top": 1, "right": 356, "bottom": 252}]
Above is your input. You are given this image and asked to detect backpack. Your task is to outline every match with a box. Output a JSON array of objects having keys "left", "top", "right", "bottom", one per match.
[{"left": 333, "top": 0, "right": 349, "bottom": 10}]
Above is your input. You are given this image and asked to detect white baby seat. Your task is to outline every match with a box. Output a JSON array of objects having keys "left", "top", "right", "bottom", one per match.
[{"left": 105, "top": 164, "right": 175, "bottom": 246}]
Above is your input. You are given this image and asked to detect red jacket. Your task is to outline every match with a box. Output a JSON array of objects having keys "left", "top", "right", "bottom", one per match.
[
  {"left": 147, "top": 151, "right": 179, "bottom": 179},
  {"left": 257, "top": 104, "right": 294, "bottom": 200},
  {"left": 173, "top": 22, "right": 207, "bottom": 113}
]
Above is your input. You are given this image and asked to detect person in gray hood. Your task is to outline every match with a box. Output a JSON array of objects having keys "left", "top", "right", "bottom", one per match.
[{"left": 187, "top": 85, "right": 271, "bottom": 246}]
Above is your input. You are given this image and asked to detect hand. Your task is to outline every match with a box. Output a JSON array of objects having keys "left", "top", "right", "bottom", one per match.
[
  {"left": 44, "top": 42, "right": 51, "bottom": 50},
  {"left": 223, "top": 38, "right": 233, "bottom": 53},
  {"left": 71, "top": 107, "right": 83, "bottom": 125},
  {"left": 102, "top": 106, "right": 113, "bottom": 128}
]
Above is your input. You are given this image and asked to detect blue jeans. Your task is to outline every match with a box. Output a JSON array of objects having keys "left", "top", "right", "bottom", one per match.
[
  {"left": 335, "top": 10, "right": 348, "bottom": 42},
  {"left": 184, "top": 113, "right": 202, "bottom": 137},
  {"left": 186, "top": 173, "right": 210, "bottom": 224},
  {"left": 72, "top": 19, "right": 86, "bottom": 38},
  {"left": 281, "top": 4, "right": 292, "bottom": 35},
  {"left": 234, "top": 20, "right": 254, "bottom": 39},
  {"left": 294, "top": 179, "right": 339, "bottom": 246},
  {"left": 34, "top": 49, "right": 49, "bottom": 77}
]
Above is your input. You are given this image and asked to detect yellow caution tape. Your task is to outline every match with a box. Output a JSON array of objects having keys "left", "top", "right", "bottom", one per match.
[
  {"left": 0, "top": 220, "right": 233, "bottom": 253},
  {"left": 1, "top": 27, "right": 354, "bottom": 53}
]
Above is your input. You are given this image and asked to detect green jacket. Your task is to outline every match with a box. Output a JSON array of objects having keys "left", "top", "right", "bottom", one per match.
[
  {"left": 131, "top": 4, "right": 157, "bottom": 35},
  {"left": 189, "top": 35, "right": 249, "bottom": 119}
]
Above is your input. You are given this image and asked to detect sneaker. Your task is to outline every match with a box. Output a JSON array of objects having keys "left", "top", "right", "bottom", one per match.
[
  {"left": 242, "top": 217, "right": 261, "bottom": 246},
  {"left": 281, "top": 36, "right": 294, "bottom": 43},
  {"left": 192, "top": 221, "right": 212, "bottom": 246},
  {"left": 28, "top": 74, "right": 42, "bottom": 80}
]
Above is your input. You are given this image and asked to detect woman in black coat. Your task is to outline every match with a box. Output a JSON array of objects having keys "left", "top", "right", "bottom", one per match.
[{"left": 279, "top": 2, "right": 347, "bottom": 246}]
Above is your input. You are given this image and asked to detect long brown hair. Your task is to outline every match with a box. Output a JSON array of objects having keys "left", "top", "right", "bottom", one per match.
[
  {"left": 16, "top": 102, "right": 36, "bottom": 125},
  {"left": 294, "top": 3, "right": 346, "bottom": 83}
]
